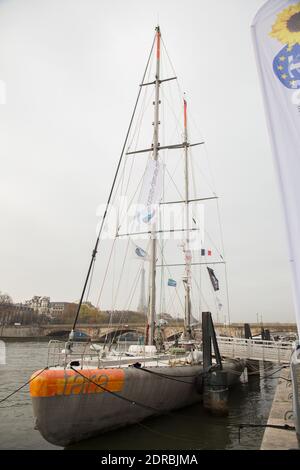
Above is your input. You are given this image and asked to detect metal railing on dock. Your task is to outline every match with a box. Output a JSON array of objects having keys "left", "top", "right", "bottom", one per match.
[{"left": 216, "top": 336, "right": 293, "bottom": 364}]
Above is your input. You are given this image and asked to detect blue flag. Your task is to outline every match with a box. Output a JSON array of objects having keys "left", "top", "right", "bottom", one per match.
[{"left": 168, "top": 279, "right": 177, "bottom": 287}]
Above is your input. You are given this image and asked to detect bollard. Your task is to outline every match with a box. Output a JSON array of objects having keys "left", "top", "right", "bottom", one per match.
[
  {"left": 264, "top": 329, "right": 271, "bottom": 341},
  {"left": 203, "top": 369, "right": 229, "bottom": 416}
]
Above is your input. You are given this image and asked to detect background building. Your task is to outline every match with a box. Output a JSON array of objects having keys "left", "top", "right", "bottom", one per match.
[{"left": 25, "top": 296, "right": 70, "bottom": 317}]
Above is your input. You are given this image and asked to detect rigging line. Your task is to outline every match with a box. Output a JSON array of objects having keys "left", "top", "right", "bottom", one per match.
[
  {"left": 190, "top": 285, "right": 197, "bottom": 318},
  {"left": 85, "top": 257, "right": 96, "bottom": 304},
  {"left": 112, "top": 237, "right": 131, "bottom": 310},
  {"left": 168, "top": 147, "right": 186, "bottom": 183},
  {"left": 119, "top": 80, "right": 150, "bottom": 200},
  {"left": 160, "top": 87, "right": 184, "bottom": 154},
  {"left": 126, "top": 90, "right": 154, "bottom": 164},
  {"left": 125, "top": 97, "right": 152, "bottom": 190},
  {"left": 95, "top": 237, "right": 117, "bottom": 310},
  {"left": 70, "top": 32, "right": 156, "bottom": 334},
  {"left": 159, "top": 87, "right": 185, "bottom": 171},
  {"left": 101, "top": 64, "right": 153, "bottom": 219},
  {"left": 111, "top": 238, "right": 117, "bottom": 308},
  {"left": 189, "top": 150, "right": 214, "bottom": 226},
  {"left": 109, "top": 83, "right": 149, "bottom": 219},
  {"left": 165, "top": 165, "right": 185, "bottom": 201},
  {"left": 127, "top": 61, "right": 154, "bottom": 150},
  {"left": 163, "top": 146, "right": 185, "bottom": 192},
  {"left": 163, "top": 70, "right": 183, "bottom": 141},
  {"left": 190, "top": 271, "right": 211, "bottom": 313},
  {"left": 166, "top": 281, "right": 181, "bottom": 322},
  {"left": 115, "top": 168, "right": 146, "bottom": 234},
  {"left": 216, "top": 198, "right": 231, "bottom": 325},
  {"left": 157, "top": 239, "right": 185, "bottom": 315},
  {"left": 165, "top": 289, "right": 177, "bottom": 318},
  {"left": 111, "top": 86, "right": 154, "bottom": 227},
  {"left": 0, "top": 367, "right": 48, "bottom": 404},
  {"left": 202, "top": 226, "right": 225, "bottom": 261},
  {"left": 161, "top": 37, "right": 185, "bottom": 103},
  {"left": 117, "top": 95, "right": 157, "bottom": 232},
  {"left": 126, "top": 261, "right": 144, "bottom": 310},
  {"left": 161, "top": 37, "right": 217, "bottom": 200},
  {"left": 189, "top": 146, "right": 217, "bottom": 197},
  {"left": 109, "top": 260, "right": 144, "bottom": 347},
  {"left": 189, "top": 110, "right": 217, "bottom": 192},
  {"left": 189, "top": 155, "right": 202, "bottom": 320},
  {"left": 160, "top": 86, "right": 184, "bottom": 141}
]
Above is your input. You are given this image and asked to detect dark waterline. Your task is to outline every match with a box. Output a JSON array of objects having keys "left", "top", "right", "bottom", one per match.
[{"left": 0, "top": 341, "right": 278, "bottom": 450}]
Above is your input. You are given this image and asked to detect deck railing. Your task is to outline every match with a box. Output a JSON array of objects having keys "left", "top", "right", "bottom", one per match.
[{"left": 216, "top": 336, "right": 293, "bottom": 364}]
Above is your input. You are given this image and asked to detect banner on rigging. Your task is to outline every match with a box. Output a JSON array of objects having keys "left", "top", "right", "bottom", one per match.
[
  {"left": 136, "top": 159, "right": 164, "bottom": 226},
  {"left": 252, "top": 0, "right": 300, "bottom": 336}
]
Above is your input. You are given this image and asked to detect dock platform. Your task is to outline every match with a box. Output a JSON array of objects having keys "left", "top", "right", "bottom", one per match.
[{"left": 261, "top": 368, "right": 298, "bottom": 450}]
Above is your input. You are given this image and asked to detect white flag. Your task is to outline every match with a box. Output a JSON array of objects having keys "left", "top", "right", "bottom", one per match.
[
  {"left": 134, "top": 245, "right": 150, "bottom": 261},
  {"left": 252, "top": 0, "right": 300, "bottom": 337}
]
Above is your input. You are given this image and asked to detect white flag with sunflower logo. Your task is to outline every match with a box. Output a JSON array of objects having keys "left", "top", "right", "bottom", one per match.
[{"left": 252, "top": 0, "right": 300, "bottom": 337}]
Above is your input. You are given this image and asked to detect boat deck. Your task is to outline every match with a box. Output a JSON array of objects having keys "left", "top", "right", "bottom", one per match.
[{"left": 46, "top": 340, "right": 201, "bottom": 370}]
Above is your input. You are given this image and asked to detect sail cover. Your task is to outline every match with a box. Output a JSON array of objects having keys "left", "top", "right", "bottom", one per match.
[{"left": 252, "top": 0, "right": 300, "bottom": 336}]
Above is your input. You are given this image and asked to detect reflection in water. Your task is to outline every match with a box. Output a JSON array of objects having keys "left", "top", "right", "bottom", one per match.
[{"left": 0, "top": 342, "right": 277, "bottom": 450}]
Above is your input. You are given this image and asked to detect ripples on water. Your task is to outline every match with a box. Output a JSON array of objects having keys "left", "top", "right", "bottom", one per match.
[{"left": 0, "top": 341, "right": 278, "bottom": 450}]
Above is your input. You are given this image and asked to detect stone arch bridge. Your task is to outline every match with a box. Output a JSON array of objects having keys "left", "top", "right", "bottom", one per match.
[
  {"left": 0, "top": 323, "right": 297, "bottom": 340},
  {"left": 41, "top": 324, "right": 183, "bottom": 342}
]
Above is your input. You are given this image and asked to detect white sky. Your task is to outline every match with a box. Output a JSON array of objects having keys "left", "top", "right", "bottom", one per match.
[{"left": 0, "top": 0, "right": 295, "bottom": 323}]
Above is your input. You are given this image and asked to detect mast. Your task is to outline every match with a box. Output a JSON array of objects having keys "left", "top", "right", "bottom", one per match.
[
  {"left": 148, "top": 26, "right": 161, "bottom": 345},
  {"left": 183, "top": 97, "right": 192, "bottom": 339},
  {"left": 137, "top": 264, "right": 147, "bottom": 314}
]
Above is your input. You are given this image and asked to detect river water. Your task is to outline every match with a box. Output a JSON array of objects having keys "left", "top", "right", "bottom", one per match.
[{"left": 0, "top": 341, "right": 279, "bottom": 450}]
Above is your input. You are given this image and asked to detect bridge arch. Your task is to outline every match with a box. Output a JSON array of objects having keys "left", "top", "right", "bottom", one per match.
[{"left": 98, "top": 328, "right": 144, "bottom": 343}]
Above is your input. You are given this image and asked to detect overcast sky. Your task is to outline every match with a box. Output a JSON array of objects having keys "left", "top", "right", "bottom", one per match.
[{"left": 0, "top": 0, "right": 295, "bottom": 323}]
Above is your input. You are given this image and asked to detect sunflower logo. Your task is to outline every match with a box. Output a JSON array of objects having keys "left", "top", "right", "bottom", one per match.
[
  {"left": 270, "top": 2, "right": 300, "bottom": 47},
  {"left": 270, "top": 3, "right": 300, "bottom": 90}
]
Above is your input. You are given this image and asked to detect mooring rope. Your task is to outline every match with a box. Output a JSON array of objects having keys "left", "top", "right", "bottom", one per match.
[
  {"left": 238, "top": 423, "right": 296, "bottom": 445},
  {"left": 132, "top": 364, "right": 201, "bottom": 384},
  {"left": 70, "top": 366, "right": 163, "bottom": 414},
  {"left": 0, "top": 366, "right": 48, "bottom": 405}
]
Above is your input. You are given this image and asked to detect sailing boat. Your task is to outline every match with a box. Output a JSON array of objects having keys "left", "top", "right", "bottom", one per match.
[{"left": 30, "top": 26, "right": 245, "bottom": 447}]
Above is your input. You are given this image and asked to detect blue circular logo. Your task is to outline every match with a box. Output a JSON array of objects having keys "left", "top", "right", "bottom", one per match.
[{"left": 273, "top": 44, "right": 300, "bottom": 89}]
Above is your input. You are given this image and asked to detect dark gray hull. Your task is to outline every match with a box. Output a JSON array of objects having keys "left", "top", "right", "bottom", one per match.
[{"left": 31, "top": 361, "right": 244, "bottom": 447}]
